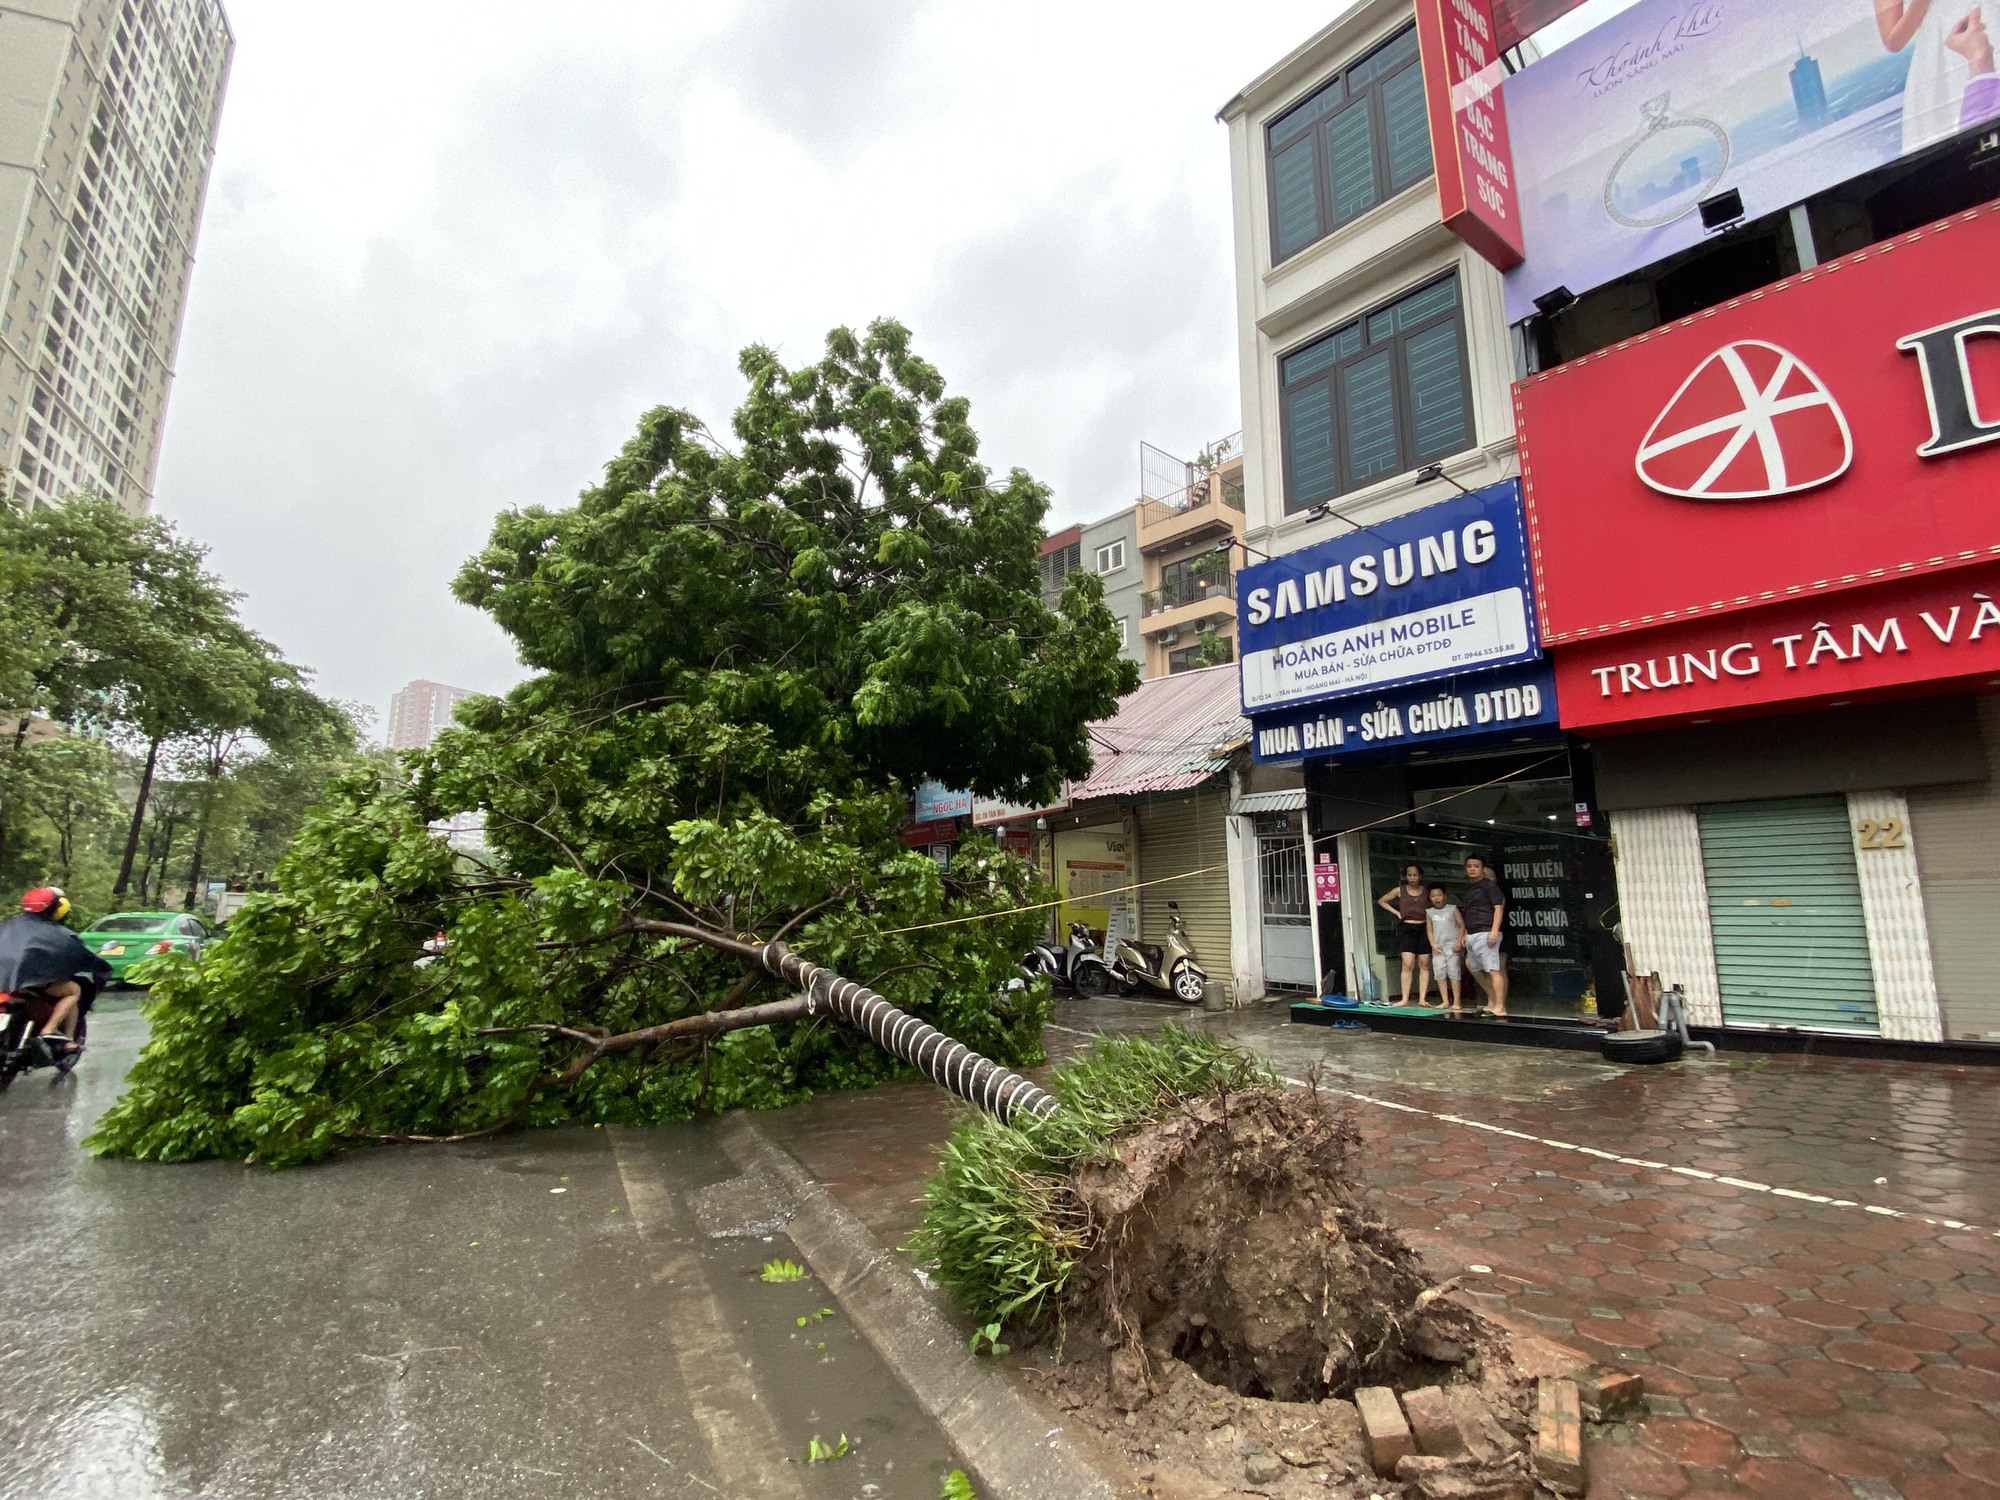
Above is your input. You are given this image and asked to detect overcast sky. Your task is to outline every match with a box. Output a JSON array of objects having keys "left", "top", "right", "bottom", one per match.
[{"left": 150, "top": 0, "right": 1634, "bottom": 732}]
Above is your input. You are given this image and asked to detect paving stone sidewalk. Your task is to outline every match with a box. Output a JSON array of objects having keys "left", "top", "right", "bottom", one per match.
[{"left": 753, "top": 998, "right": 2000, "bottom": 1500}]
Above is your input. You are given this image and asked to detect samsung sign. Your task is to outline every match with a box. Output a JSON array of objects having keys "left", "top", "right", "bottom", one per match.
[
  {"left": 1237, "top": 482, "right": 1541, "bottom": 715},
  {"left": 1251, "top": 660, "right": 1560, "bottom": 765}
]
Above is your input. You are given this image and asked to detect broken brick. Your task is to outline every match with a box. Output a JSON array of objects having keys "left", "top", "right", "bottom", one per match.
[
  {"left": 1533, "top": 1378, "right": 1586, "bottom": 1494},
  {"left": 1577, "top": 1365, "right": 1643, "bottom": 1422},
  {"left": 1403, "top": 1385, "right": 1469, "bottom": 1457},
  {"left": 1356, "top": 1385, "right": 1416, "bottom": 1477}
]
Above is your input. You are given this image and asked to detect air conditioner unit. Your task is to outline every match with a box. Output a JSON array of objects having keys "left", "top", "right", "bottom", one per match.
[{"left": 1158, "top": 629, "right": 1182, "bottom": 647}]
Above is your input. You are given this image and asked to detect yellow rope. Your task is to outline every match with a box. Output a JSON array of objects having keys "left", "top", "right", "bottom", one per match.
[{"left": 875, "top": 752, "right": 1567, "bottom": 937}]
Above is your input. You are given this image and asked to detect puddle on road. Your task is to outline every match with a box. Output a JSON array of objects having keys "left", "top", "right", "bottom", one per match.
[{"left": 697, "top": 1231, "right": 964, "bottom": 1500}]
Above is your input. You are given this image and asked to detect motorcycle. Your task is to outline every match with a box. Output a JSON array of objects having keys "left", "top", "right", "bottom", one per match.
[
  {"left": 1020, "top": 921, "right": 1119, "bottom": 997},
  {"left": 1109, "top": 902, "right": 1209, "bottom": 1005},
  {"left": 0, "top": 992, "right": 86, "bottom": 1091}
]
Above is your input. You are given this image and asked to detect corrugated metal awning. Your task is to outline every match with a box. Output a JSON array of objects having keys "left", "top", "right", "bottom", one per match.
[
  {"left": 1068, "top": 664, "right": 1248, "bottom": 804},
  {"left": 1234, "top": 789, "right": 1307, "bottom": 815}
]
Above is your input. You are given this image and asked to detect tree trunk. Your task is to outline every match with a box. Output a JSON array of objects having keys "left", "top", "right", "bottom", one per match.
[
  {"left": 0, "top": 715, "right": 31, "bottom": 875},
  {"left": 113, "top": 735, "right": 160, "bottom": 897},
  {"left": 148, "top": 808, "right": 180, "bottom": 906},
  {"left": 183, "top": 744, "right": 224, "bottom": 910}
]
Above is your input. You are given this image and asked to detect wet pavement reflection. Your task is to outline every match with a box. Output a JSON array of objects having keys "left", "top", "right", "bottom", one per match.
[{"left": 0, "top": 998, "right": 962, "bottom": 1500}]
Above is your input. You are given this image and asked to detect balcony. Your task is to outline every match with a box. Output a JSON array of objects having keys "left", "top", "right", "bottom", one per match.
[
  {"left": 1136, "top": 474, "right": 1246, "bottom": 555},
  {"left": 1140, "top": 573, "right": 1236, "bottom": 639}
]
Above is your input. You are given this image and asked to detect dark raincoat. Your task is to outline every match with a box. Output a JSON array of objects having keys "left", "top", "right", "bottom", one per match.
[{"left": 0, "top": 912, "right": 113, "bottom": 999}]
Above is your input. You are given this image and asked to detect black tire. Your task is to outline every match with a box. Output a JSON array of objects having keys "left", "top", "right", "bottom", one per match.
[
  {"left": 1074, "top": 963, "right": 1111, "bottom": 998},
  {"left": 1601, "top": 1028, "right": 1684, "bottom": 1065},
  {"left": 1172, "top": 965, "right": 1207, "bottom": 1005}
]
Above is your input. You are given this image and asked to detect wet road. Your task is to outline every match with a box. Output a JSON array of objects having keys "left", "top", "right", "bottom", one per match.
[{"left": 0, "top": 998, "right": 960, "bottom": 1500}]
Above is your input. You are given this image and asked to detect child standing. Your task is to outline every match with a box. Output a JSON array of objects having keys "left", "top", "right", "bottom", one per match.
[{"left": 1426, "top": 884, "right": 1467, "bottom": 1013}]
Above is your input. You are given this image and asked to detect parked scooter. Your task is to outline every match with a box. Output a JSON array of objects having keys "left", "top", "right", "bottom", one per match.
[
  {"left": 1020, "top": 921, "right": 1118, "bottom": 996},
  {"left": 1109, "top": 902, "right": 1208, "bottom": 1005}
]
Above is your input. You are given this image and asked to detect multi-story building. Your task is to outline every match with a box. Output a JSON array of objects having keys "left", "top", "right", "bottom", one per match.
[
  {"left": 1132, "top": 434, "right": 1246, "bottom": 679},
  {"left": 1042, "top": 436, "right": 1249, "bottom": 680},
  {"left": 1219, "top": 2, "right": 1566, "bottom": 1013},
  {"left": 0, "top": 0, "right": 232, "bottom": 513},
  {"left": 1226, "top": 0, "right": 2000, "bottom": 1048},
  {"left": 386, "top": 680, "right": 477, "bottom": 752}
]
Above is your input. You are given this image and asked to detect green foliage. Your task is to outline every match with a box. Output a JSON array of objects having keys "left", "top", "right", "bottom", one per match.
[
  {"left": 969, "top": 1322, "right": 1010, "bottom": 1357},
  {"left": 910, "top": 1028, "right": 1272, "bottom": 1335},
  {"left": 0, "top": 494, "right": 351, "bottom": 914},
  {"left": 760, "top": 1258, "right": 808, "bottom": 1284},
  {"left": 805, "top": 1434, "right": 850, "bottom": 1463},
  {"left": 92, "top": 320, "right": 1134, "bottom": 1166},
  {"left": 941, "top": 1470, "right": 979, "bottom": 1500}
]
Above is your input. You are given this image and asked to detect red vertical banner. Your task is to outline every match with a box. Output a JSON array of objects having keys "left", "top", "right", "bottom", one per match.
[{"left": 1414, "top": 0, "right": 1526, "bottom": 271}]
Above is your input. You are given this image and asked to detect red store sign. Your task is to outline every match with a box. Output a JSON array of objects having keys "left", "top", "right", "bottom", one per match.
[
  {"left": 1555, "top": 563, "right": 2000, "bottom": 731},
  {"left": 1515, "top": 206, "right": 2000, "bottom": 657},
  {"left": 1415, "top": 0, "right": 1525, "bottom": 271}
]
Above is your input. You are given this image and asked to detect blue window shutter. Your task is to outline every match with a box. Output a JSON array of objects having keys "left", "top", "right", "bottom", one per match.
[
  {"left": 1339, "top": 350, "right": 1400, "bottom": 486},
  {"left": 1405, "top": 320, "right": 1471, "bottom": 459},
  {"left": 1382, "top": 64, "right": 1433, "bottom": 192},
  {"left": 1283, "top": 379, "right": 1338, "bottom": 510},
  {"left": 1323, "top": 100, "right": 1378, "bottom": 224},
  {"left": 1271, "top": 137, "right": 1320, "bottom": 261}
]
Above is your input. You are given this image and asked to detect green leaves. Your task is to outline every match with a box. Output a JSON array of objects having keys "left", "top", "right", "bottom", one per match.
[
  {"left": 94, "top": 319, "right": 1119, "bottom": 1166},
  {"left": 912, "top": 1029, "right": 1273, "bottom": 1337}
]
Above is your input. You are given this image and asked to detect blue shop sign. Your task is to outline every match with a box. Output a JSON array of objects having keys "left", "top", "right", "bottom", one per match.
[
  {"left": 913, "top": 780, "right": 972, "bottom": 821},
  {"left": 1251, "top": 660, "right": 1561, "bottom": 765},
  {"left": 1236, "top": 481, "right": 1540, "bottom": 716}
]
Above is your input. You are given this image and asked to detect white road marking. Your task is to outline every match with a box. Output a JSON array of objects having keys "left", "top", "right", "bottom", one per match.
[
  {"left": 609, "top": 1129, "right": 806, "bottom": 1500},
  {"left": 1041, "top": 1022, "right": 1996, "bottom": 1240}
]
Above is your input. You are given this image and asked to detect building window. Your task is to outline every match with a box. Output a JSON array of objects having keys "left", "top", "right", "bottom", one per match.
[
  {"left": 1116, "top": 616, "right": 1130, "bottom": 648},
  {"left": 1168, "top": 636, "right": 1233, "bottom": 674},
  {"left": 1095, "top": 539, "right": 1126, "bottom": 575},
  {"left": 1278, "top": 273, "right": 1472, "bottom": 514},
  {"left": 1265, "top": 25, "right": 1432, "bottom": 265},
  {"left": 1039, "top": 539, "right": 1082, "bottom": 602}
]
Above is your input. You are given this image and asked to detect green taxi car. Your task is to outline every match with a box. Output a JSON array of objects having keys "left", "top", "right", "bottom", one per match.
[{"left": 76, "top": 911, "right": 214, "bottom": 985}]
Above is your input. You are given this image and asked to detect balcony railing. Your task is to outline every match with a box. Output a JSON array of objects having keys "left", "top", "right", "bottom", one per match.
[{"left": 1141, "top": 571, "right": 1235, "bottom": 616}]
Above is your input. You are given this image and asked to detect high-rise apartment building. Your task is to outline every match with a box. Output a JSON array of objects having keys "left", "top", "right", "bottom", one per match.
[
  {"left": 0, "top": 0, "right": 233, "bottom": 514},
  {"left": 386, "top": 680, "right": 478, "bottom": 752}
]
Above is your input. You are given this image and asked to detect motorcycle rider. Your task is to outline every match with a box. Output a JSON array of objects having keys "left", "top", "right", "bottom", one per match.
[{"left": 0, "top": 887, "right": 111, "bottom": 1053}]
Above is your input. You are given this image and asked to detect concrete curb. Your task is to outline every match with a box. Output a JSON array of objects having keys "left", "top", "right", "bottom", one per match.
[{"left": 713, "top": 1113, "right": 1122, "bottom": 1500}]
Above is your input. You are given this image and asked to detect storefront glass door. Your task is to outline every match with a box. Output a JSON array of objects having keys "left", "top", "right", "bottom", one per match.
[{"left": 1359, "top": 775, "right": 1617, "bottom": 1015}]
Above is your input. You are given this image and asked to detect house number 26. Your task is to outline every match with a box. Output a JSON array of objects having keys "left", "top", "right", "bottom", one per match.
[{"left": 1856, "top": 819, "right": 1908, "bottom": 850}]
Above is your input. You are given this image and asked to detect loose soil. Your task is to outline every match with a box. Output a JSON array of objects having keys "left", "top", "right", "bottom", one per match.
[{"left": 1020, "top": 1086, "right": 1571, "bottom": 1499}]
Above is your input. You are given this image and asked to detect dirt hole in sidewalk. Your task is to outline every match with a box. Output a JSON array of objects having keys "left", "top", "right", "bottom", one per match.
[
  {"left": 1069, "top": 1088, "right": 1478, "bottom": 1403},
  {"left": 1037, "top": 1087, "right": 1553, "bottom": 1498}
]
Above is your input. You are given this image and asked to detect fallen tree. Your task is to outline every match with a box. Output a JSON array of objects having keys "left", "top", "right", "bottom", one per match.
[{"left": 89, "top": 319, "right": 1136, "bottom": 1166}]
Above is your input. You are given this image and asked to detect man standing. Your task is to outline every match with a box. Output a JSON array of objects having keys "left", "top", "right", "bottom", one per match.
[{"left": 1460, "top": 855, "right": 1508, "bottom": 1017}]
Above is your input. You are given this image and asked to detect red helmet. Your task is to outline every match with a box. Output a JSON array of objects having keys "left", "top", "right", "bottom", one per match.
[{"left": 22, "top": 886, "right": 70, "bottom": 922}]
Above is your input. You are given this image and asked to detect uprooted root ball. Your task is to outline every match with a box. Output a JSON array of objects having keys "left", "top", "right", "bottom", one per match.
[{"left": 1069, "top": 1086, "right": 1460, "bottom": 1404}]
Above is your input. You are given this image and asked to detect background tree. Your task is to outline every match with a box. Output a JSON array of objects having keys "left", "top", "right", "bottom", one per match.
[
  {"left": 0, "top": 496, "right": 347, "bottom": 913},
  {"left": 93, "top": 319, "right": 1139, "bottom": 1166}
]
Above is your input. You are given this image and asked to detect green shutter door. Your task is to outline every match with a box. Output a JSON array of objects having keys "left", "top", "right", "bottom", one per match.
[{"left": 1696, "top": 797, "right": 1879, "bottom": 1034}]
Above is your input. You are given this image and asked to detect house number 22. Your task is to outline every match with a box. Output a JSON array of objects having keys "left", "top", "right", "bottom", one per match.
[{"left": 1856, "top": 818, "right": 1907, "bottom": 850}]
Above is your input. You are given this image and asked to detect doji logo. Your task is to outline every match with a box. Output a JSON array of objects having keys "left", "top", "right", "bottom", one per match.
[{"left": 1635, "top": 341, "right": 1853, "bottom": 501}]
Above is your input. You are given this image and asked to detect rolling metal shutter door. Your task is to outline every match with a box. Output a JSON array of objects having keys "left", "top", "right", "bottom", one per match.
[
  {"left": 1697, "top": 797, "right": 1879, "bottom": 1034},
  {"left": 1135, "top": 789, "right": 1234, "bottom": 1000},
  {"left": 1905, "top": 698, "right": 2000, "bottom": 1039}
]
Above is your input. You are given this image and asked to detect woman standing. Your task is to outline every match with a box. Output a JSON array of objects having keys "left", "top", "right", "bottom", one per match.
[{"left": 1376, "top": 862, "right": 1434, "bottom": 1007}]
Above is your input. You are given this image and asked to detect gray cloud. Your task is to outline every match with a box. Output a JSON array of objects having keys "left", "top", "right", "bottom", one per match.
[{"left": 152, "top": 0, "right": 1337, "bottom": 725}]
